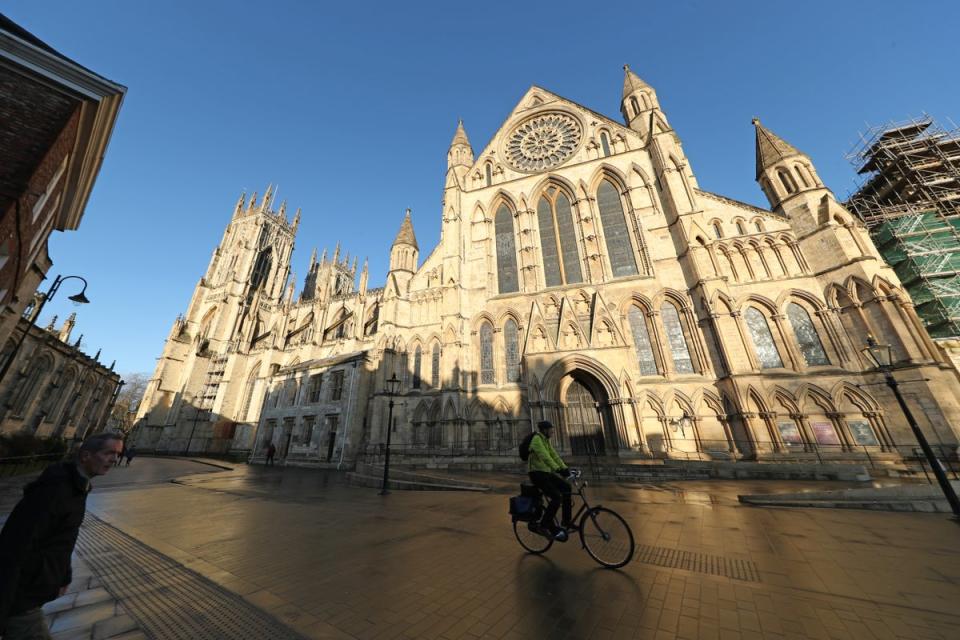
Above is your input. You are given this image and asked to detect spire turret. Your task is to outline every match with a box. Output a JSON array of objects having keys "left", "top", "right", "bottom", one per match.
[
  {"left": 59, "top": 312, "right": 76, "bottom": 343},
  {"left": 752, "top": 118, "right": 825, "bottom": 210},
  {"left": 447, "top": 119, "right": 474, "bottom": 169},
  {"left": 234, "top": 191, "right": 246, "bottom": 218},
  {"left": 392, "top": 208, "right": 419, "bottom": 250},
  {"left": 620, "top": 64, "right": 662, "bottom": 134},
  {"left": 389, "top": 209, "right": 419, "bottom": 275}
]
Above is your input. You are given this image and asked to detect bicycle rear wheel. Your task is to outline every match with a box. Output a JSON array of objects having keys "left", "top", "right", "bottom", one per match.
[
  {"left": 579, "top": 507, "right": 634, "bottom": 568},
  {"left": 514, "top": 520, "right": 554, "bottom": 554}
]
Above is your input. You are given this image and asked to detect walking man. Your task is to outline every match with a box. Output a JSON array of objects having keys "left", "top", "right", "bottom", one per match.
[
  {"left": 0, "top": 432, "right": 123, "bottom": 639},
  {"left": 265, "top": 442, "right": 276, "bottom": 466}
]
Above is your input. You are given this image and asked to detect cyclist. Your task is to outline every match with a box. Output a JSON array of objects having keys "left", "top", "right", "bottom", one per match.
[{"left": 527, "top": 420, "right": 576, "bottom": 540}]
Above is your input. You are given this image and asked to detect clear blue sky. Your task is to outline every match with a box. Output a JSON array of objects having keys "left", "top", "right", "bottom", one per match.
[{"left": 5, "top": 1, "right": 959, "bottom": 377}]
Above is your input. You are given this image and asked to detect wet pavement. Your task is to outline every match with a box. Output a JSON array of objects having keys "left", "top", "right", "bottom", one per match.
[{"left": 66, "top": 460, "right": 960, "bottom": 640}]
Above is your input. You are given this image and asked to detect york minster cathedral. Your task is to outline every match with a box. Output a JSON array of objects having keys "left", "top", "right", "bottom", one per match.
[{"left": 133, "top": 66, "right": 960, "bottom": 468}]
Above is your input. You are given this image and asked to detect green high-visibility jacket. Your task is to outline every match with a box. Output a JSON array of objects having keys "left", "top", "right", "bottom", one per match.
[{"left": 528, "top": 433, "right": 567, "bottom": 474}]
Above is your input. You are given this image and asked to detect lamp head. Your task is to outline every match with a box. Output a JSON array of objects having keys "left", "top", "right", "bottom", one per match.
[
  {"left": 385, "top": 372, "right": 401, "bottom": 396},
  {"left": 68, "top": 291, "right": 90, "bottom": 305}
]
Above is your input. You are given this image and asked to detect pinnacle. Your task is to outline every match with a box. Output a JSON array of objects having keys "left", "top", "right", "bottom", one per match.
[
  {"left": 622, "top": 64, "right": 651, "bottom": 99},
  {"left": 393, "top": 208, "right": 418, "bottom": 250},
  {"left": 450, "top": 119, "right": 471, "bottom": 148},
  {"left": 753, "top": 118, "right": 806, "bottom": 179}
]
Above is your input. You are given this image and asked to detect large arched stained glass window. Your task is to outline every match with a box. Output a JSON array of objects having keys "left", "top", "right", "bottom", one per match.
[
  {"left": 744, "top": 307, "right": 783, "bottom": 369},
  {"left": 431, "top": 343, "right": 441, "bottom": 388},
  {"left": 661, "top": 302, "right": 694, "bottom": 374},
  {"left": 787, "top": 303, "right": 829, "bottom": 366},
  {"left": 596, "top": 180, "right": 638, "bottom": 277},
  {"left": 479, "top": 323, "right": 494, "bottom": 384},
  {"left": 504, "top": 319, "right": 520, "bottom": 382},
  {"left": 412, "top": 346, "right": 422, "bottom": 389},
  {"left": 627, "top": 306, "right": 658, "bottom": 376},
  {"left": 495, "top": 204, "right": 519, "bottom": 294},
  {"left": 537, "top": 188, "right": 582, "bottom": 288}
]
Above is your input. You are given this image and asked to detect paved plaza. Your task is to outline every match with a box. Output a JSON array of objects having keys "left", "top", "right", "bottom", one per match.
[{"left": 3, "top": 458, "right": 960, "bottom": 639}]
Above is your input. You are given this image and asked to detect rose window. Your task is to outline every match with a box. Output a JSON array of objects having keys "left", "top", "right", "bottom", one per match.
[{"left": 505, "top": 113, "right": 582, "bottom": 172}]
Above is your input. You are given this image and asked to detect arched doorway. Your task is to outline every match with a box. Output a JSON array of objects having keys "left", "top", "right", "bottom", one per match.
[{"left": 561, "top": 376, "right": 609, "bottom": 456}]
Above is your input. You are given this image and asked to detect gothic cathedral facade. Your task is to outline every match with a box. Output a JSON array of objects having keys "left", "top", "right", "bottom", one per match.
[{"left": 134, "top": 67, "right": 960, "bottom": 467}]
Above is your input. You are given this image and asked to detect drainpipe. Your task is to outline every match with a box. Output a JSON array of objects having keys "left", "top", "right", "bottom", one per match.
[{"left": 337, "top": 358, "right": 362, "bottom": 470}]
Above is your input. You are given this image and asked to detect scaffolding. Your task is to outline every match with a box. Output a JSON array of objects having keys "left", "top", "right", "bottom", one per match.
[{"left": 845, "top": 116, "right": 960, "bottom": 339}]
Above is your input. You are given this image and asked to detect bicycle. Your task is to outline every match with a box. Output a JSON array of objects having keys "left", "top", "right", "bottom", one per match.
[{"left": 512, "top": 469, "right": 635, "bottom": 569}]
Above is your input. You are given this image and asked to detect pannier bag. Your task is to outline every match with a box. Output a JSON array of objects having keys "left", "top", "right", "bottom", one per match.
[{"left": 508, "top": 484, "right": 542, "bottom": 522}]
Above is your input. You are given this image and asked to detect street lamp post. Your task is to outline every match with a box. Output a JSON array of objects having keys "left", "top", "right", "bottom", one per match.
[
  {"left": 669, "top": 411, "right": 692, "bottom": 448},
  {"left": 379, "top": 373, "right": 401, "bottom": 495},
  {"left": 862, "top": 336, "right": 960, "bottom": 518},
  {"left": 0, "top": 274, "right": 90, "bottom": 388}
]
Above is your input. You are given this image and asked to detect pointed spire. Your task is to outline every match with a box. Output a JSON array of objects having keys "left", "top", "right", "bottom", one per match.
[
  {"left": 45, "top": 315, "right": 58, "bottom": 331},
  {"left": 309, "top": 247, "right": 318, "bottom": 268},
  {"left": 59, "top": 312, "right": 76, "bottom": 343},
  {"left": 248, "top": 191, "right": 258, "bottom": 210},
  {"left": 278, "top": 199, "right": 287, "bottom": 218},
  {"left": 622, "top": 64, "right": 651, "bottom": 99},
  {"left": 109, "top": 360, "right": 115, "bottom": 371},
  {"left": 333, "top": 241, "right": 341, "bottom": 263},
  {"left": 351, "top": 256, "right": 358, "bottom": 272},
  {"left": 320, "top": 248, "right": 328, "bottom": 265},
  {"left": 94, "top": 348, "right": 101, "bottom": 361},
  {"left": 393, "top": 208, "right": 419, "bottom": 249},
  {"left": 292, "top": 207, "right": 301, "bottom": 231},
  {"left": 261, "top": 184, "right": 273, "bottom": 212},
  {"left": 753, "top": 118, "right": 805, "bottom": 179},
  {"left": 74, "top": 334, "right": 83, "bottom": 348},
  {"left": 451, "top": 119, "right": 470, "bottom": 147}
]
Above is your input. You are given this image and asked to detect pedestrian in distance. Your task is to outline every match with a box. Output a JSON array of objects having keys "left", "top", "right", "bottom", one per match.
[
  {"left": 124, "top": 445, "right": 136, "bottom": 467},
  {"left": 265, "top": 442, "right": 276, "bottom": 466},
  {"left": 115, "top": 442, "right": 125, "bottom": 467},
  {"left": 0, "top": 432, "right": 124, "bottom": 639}
]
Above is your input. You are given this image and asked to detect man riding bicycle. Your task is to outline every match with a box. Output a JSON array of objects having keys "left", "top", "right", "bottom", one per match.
[{"left": 527, "top": 420, "right": 577, "bottom": 540}]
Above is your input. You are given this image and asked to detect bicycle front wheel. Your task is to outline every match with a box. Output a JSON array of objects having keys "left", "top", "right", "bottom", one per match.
[
  {"left": 579, "top": 507, "right": 635, "bottom": 568},
  {"left": 514, "top": 520, "right": 554, "bottom": 554}
]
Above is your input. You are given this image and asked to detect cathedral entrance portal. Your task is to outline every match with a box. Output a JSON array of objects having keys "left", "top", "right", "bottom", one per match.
[{"left": 561, "top": 375, "right": 609, "bottom": 456}]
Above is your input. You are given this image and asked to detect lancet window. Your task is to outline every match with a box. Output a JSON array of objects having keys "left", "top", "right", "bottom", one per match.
[
  {"left": 537, "top": 187, "right": 582, "bottom": 288},
  {"left": 596, "top": 180, "right": 638, "bottom": 277},
  {"left": 600, "top": 132, "right": 611, "bottom": 157},
  {"left": 661, "top": 302, "right": 694, "bottom": 374},
  {"left": 786, "top": 303, "right": 829, "bottom": 366},
  {"left": 412, "top": 346, "right": 422, "bottom": 389},
  {"left": 479, "top": 323, "right": 494, "bottom": 385},
  {"left": 504, "top": 319, "right": 520, "bottom": 382},
  {"left": 431, "top": 344, "right": 441, "bottom": 388},
  {"left": 627, "top": 306, "right": 658, "bottom": 376},
  {"left": 744, "top": 307, "right": 783, "bottom": 369},
  {"left": 495, "top": 204, "right": 519, "bottom": 294}
]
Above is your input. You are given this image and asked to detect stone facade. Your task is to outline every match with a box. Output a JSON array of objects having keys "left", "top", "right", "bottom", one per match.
[
  {"left": 134, "top": 67, "right": 960, "bottom": 467},
  {"left": 0, "top": 310, "right": 121, "bottom": 438}
]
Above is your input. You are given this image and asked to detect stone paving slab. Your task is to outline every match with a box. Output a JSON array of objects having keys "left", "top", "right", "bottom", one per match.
[{"left": 82, "top": 464, "right": 960, "bottom": 639}]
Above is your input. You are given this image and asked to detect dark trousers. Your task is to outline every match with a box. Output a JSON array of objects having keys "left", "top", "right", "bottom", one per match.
[
  {"left": 529, "top": 471, "right": 572, "bottom": 528},
  {"left": 3, "top": 607, "right": 52, "bottom": 639}
]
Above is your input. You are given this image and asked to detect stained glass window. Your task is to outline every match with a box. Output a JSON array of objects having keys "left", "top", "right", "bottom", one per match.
[
  {"left": 537, "top": 197, "right": 562, "bottom": 287},
  {"left": 504, "top": 319, "right": 520, "bottom": 382},
  {"left": 600, "top": 132, "right": 611, "bottom": 157},
  {"left": 744, "top": 307, "right": 783, "bottom": 369},
  {"left": 495, "top": 204, "right": 519, "bottom": 293},
  {"left": 597, "top": 180, "right": 638, "bottom": 277},
  {"left": 787, "top": 303, "right": 829, "bottom": 366},
  {"left": 431, "top": 344, "right": 441, "bottom": 388},
  {"left": 537, "top": 189, "right": 582, "bottom": 288},
  {"left": 627, "top": 306, "right": 658, "bottom": 375},
  {"left": 662, "top": 302, "right": 694, "bottom": 374},
  {"left": 479, "top": 323, "right": 494, "bottom": 384},
  {"left": 412, "top": 346, "right": 422, "bottom": 389}
]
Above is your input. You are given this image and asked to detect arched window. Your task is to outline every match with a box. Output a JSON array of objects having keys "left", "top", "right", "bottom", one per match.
[
  {"left": 712, "top": 222, "right": 723, "bottom": 239},
  {"left": 537, "top": 187, "right": 582, "bottom": 287},
  {"left": 431, "top": 343, "right": 441, "bottom": 388},
  {"left": 485, "top": 163, "right": 492, "bottom": 187},
  {"left": 735, "top": 220, "right": 746, "bottom": 235},
  {"left": 479, "top": 323, "right": 494, "bottom": 384},
  {"left": 600, "top": 132, "right": 611, "bottom": 157},
  {"left": 504, "top": 319, "right": 520, "bottom": 382},
  {"left": 795, "top": 164, "right": 810, "bottom": 188},
  {"left": 596, "top": 180, "right": 638, "bottom": 277},
  {"left": 630, "top": 96, "right": 640, "bottom": 117},
  {"left": 744, "top": 307, "right": 783, "bottom": 369},
  {"left": 239, "top": 365, "right": 260, "bottom": 421},
  {"left": 661, "top": 302, "right": 694, "bottom": 374},
  {"left": 787, "top": 303, "right": 829, "bottom": 366},
  {"left": 412, "top": 346, "right": 422, "bottom": 389},
  {"left": 754, "top": 220, "right": 764, "bottom": 233},
  {"left": 627, "top": 306, "right": 658, "bottom": 375},
  {"left": 778, "top": 169, "right": 797, "bottom": 194},
  {"left": 494, "top": 204, "right": 519, "bottom": 294},
  {"left": 250, "top": 247, "right": 272, "bottom": 292},
  {"left": 11, "top": 356, "right": 51, "bottom": 415}
]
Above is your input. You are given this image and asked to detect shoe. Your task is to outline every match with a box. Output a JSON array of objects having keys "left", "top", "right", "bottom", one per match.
[{"left": 551, "top": 527, "right": 569, "bottom": 542}]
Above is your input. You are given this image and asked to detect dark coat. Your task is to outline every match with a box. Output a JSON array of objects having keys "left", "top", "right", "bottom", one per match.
[{"left": 0, "top": 462, "right": 90, "bottom": 623}]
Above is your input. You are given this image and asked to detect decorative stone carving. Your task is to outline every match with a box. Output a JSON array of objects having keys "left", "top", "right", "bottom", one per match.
[{"left": 505, "top": 112, "right": 582, "bottom": 172}]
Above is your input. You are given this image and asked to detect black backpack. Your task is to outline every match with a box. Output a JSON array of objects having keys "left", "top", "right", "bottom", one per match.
[{"left": 518, "top": 432, "right": 539, "bottom": 461}]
